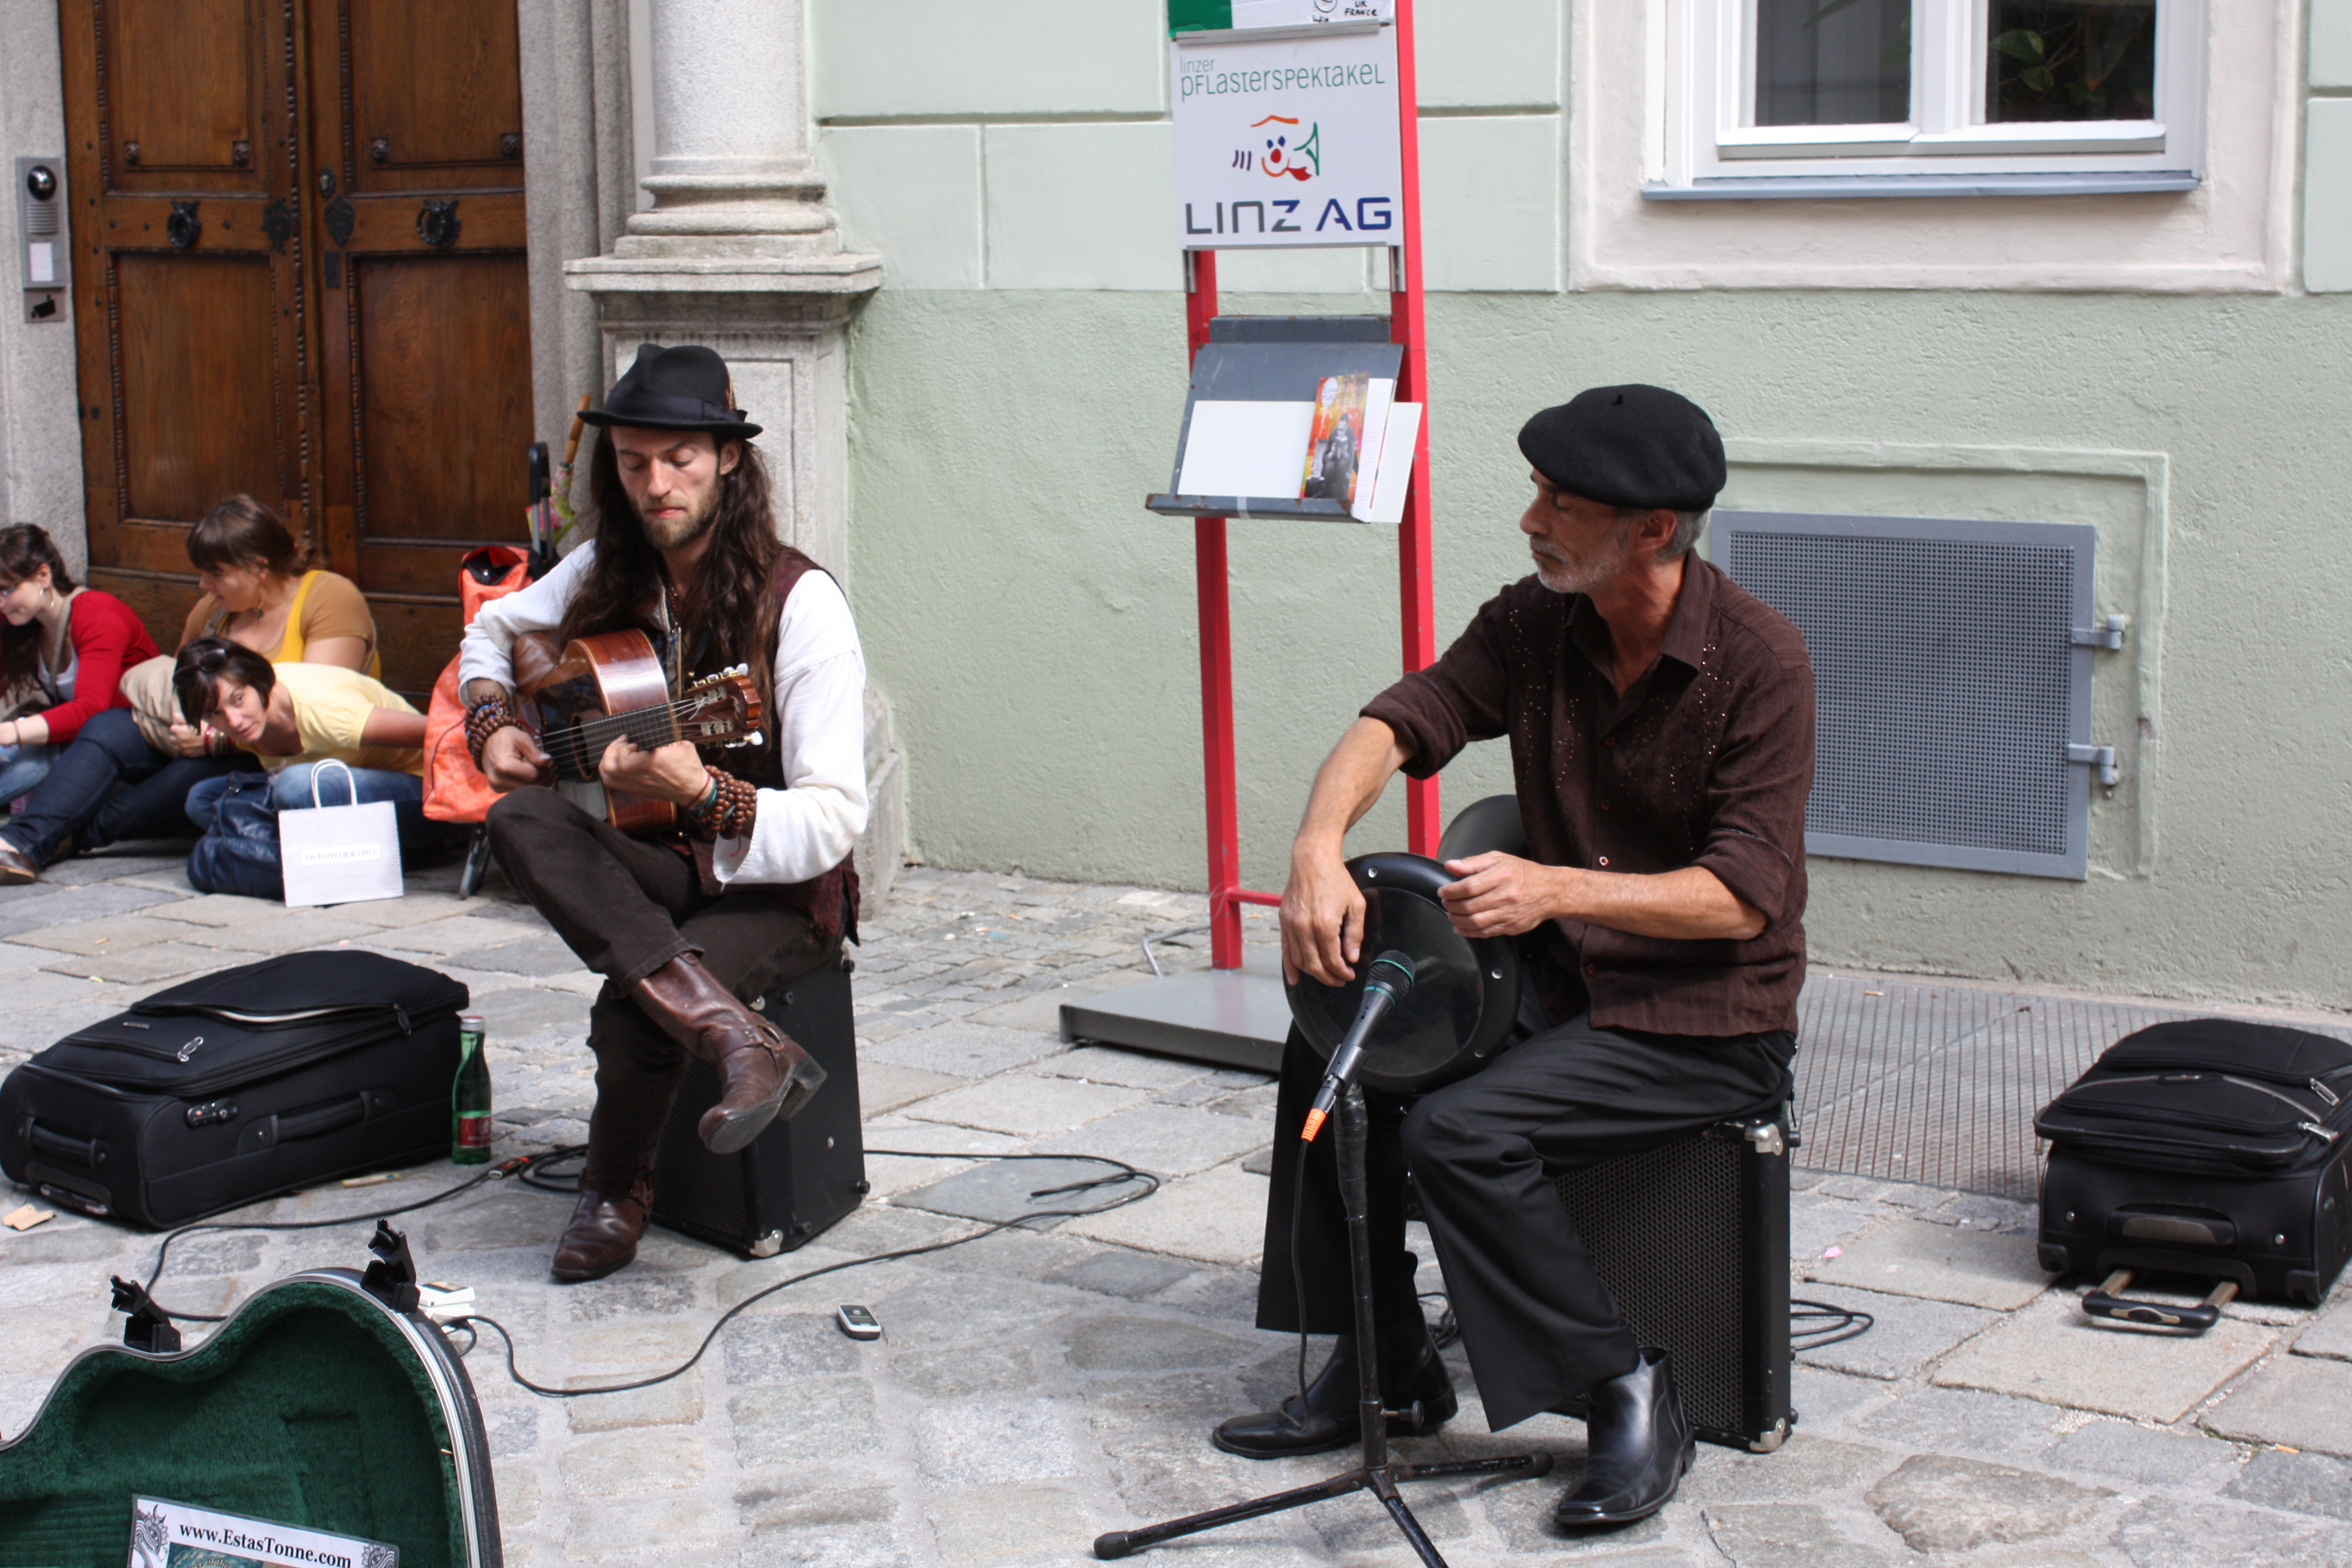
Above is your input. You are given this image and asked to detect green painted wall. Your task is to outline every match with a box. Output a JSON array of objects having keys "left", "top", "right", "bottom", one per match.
[{"left": 843, "top": 285, "right": 2352, "bottom": 1010}]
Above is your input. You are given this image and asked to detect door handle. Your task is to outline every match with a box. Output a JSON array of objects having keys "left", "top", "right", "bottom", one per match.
[{"left": 416, "top": 198, "right": 461, "bottom": 248}]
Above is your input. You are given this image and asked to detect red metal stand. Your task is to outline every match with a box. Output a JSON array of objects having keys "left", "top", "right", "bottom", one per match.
[{"left": 1188, "top": 0, "right": 1439, "bottom": 973}]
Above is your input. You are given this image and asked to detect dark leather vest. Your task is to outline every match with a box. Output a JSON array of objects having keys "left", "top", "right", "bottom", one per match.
[{"left": 648, "top": 546, "right": 861, "bottom": 941}]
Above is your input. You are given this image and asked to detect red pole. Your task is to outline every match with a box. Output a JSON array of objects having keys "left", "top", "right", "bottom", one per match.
[
  {"left": 1391, "top": 0, "right": 1440, "bottom": 858},
  {"left": 1187, "top": 250, "right": 1246, "bottom": 970}
]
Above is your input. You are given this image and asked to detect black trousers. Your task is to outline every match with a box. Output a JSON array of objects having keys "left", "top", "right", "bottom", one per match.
[
  {"left": 1255, "top": 1010, "right": 1792, "bottom": 1433},
  {"left": 486, "top": 788, "right": 837, "bottom": 1174}
]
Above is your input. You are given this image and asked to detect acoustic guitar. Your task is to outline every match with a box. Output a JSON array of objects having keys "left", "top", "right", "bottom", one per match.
[{"left": 513, "top": 628, "right": 765, "bottom": 835}]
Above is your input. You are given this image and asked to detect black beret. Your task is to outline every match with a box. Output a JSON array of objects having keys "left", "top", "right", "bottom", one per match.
[{"left": 1516, "top": 385, "right": 1725, "bottom": 512}]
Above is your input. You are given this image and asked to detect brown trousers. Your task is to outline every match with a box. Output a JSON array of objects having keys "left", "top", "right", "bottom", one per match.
[{"left": 486, "top": 787, "right": 838, "bottom": 1179}]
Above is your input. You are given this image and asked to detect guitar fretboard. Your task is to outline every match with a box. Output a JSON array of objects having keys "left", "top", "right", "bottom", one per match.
[{"left": 543, "top": 696, "right": 712, "bottom": 778}]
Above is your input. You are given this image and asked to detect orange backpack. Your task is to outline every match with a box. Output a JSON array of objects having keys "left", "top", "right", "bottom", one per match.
[{"left": 422, "top": 547, "right": 533, "bottom": 824}]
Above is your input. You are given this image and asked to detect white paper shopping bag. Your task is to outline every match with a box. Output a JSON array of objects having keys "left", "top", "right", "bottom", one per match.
[{"left": 278, "top": 759, "right": 405, "bottom": 907}]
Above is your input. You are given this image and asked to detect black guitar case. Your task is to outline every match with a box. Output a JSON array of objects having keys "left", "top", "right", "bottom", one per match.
[{"left": 0, "top": 1266, "right": 500, "bottom": 1567}]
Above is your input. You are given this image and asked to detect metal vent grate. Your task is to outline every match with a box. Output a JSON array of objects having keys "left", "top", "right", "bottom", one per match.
[{"left": 1716, "top": 513, "right": 2099, "bottom": 880}]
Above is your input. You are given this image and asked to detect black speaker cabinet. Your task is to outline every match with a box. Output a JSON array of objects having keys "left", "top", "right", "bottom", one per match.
[
  {"left": 650, "top": 957, "right": 867, "bottom": 1258},
  {"left": 1550, "top": 1110, "right": 1792, "bottom": 1452}
]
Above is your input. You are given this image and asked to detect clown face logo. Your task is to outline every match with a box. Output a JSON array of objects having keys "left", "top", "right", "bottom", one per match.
[{"left": 1252, "top": 115, "right": 1321, "bottom": 181}]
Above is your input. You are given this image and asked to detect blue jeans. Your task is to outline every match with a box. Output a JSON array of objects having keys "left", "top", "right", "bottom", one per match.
[
  {"left": 0, "top": 707, "right": 258, "bottom": 868},
  {"left": 0, "top": 743, "right": 56, "bottom": 805},
  {"left": 184, "top": 763, "right": 459, "bottom": 900}
]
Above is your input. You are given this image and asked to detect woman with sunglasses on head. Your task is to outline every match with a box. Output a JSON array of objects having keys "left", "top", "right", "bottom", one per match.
[
  {"left": 0, "top": 497, "right": 379, "bottom": 885},
  {"left": 0, "top": 524, "right": 160, "bottom": 812},
  {"left": 171, "top": 637, "right": 458, "bottom": 900}
]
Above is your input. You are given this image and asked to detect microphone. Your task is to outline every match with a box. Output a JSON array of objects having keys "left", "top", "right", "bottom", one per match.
[{"left": 1300, "top": 951, "right": 1417, "bottom": 1144}]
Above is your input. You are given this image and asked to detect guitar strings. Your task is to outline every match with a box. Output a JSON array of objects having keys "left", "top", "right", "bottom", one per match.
[{"left": 535, "top": 690, "right": 754, "bottom": 775}]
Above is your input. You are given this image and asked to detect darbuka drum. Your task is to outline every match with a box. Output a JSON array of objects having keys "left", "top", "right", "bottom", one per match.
[{"left": 1286, "top": 853, "right": 1522, "bottom": 1095}]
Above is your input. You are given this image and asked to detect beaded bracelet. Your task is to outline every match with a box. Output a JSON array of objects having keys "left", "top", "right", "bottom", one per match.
[
  {"left": 689, "top": 772, "right": 759, "bottom": 840},
  {"left": 464, "top": 696, "right": 521, "bottom": 770}
]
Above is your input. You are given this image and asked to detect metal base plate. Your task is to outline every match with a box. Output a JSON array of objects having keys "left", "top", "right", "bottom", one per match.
[{"left": 1060, "top": 962, "right": 1291, "bottom": 1074}]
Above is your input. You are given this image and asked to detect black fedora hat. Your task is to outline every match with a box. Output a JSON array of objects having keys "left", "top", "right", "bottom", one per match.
[{"left": 579, "top": 342, "right": 762, "bottom": 442}]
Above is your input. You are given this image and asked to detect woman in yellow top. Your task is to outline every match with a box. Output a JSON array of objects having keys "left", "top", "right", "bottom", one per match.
[
  {"left": 0, "top": 496, "right": 385, "bottom": 884},
  {"left": 172, "top": 638, "right": 460, "bottom": 900},
  {"left": 179, "top": 493, "right": 380, "bottom": 677}
]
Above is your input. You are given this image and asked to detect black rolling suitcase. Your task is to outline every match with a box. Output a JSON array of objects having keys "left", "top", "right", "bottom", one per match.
[
  {"left": 650, "top": 954, "right": 867, "bottom": 1257},
  {"left": 1, "top": 950, "right": 468, "bottom": 1228},
  {"left": 2036, "top": 1019, "right": 2352, "bottom": 1322}
]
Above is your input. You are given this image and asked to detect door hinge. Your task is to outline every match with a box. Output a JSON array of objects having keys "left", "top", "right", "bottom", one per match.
[
  {"left": 2067, "top": 743, "right": 2120, "bottom": 786},
  {"left": 2072, "top": 614, "right": 2129, "bottom": 650}
]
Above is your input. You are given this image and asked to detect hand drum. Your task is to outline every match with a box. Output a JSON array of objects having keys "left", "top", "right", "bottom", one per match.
[{"left": 1284, "top": 853, "right": 1523, "bottom": 1095}]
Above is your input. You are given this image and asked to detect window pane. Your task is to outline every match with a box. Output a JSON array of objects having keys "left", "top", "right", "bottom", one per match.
[
  {"left": 1988, "top": 1, "right": 2156, "bottom": 123},
  {"left": 1755, "top": 0, "right": 1912, "bottom": 127}
]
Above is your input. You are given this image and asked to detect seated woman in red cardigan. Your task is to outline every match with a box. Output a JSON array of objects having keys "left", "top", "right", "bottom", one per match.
[{"left": 0, "top": 525, "right": 159, "bottom": 815}]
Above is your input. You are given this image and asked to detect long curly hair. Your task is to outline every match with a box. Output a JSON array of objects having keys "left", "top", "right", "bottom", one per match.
[
  {"left": 557, "top": 429, "right": 783, "bottom": 742},
  {"left": 0, "top": 524, "right": 78, "bottom": 693}
]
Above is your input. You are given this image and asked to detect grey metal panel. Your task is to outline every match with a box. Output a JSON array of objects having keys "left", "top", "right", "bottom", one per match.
[
  {"left": 1713, "top": 511, "right": 2097, "bottom": 880},
  {"left": 1060, "top": 969, "right": 1291, "bottom": 1074}
]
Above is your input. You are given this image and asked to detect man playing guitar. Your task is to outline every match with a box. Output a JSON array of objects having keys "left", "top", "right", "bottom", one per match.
[{"left": 459, "top": 343, "right": 868, "bottom": 1284}]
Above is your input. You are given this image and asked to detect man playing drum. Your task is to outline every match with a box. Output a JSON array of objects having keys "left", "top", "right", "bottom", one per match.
[{"left": 1215, "top": 385, "right": 1814, "bottom": 1527}]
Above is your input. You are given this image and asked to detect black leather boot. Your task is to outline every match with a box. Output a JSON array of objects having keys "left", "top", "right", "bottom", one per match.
[
  {"left": 1552, "top": 1348, "right": 1694, "bottom": 1527},
  {"left": 1211, "top": 1325, "right": 1457, "bottom": 1458}
]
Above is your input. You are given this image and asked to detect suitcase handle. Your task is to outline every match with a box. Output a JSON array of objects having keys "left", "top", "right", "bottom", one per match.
[
  {"left": 2082, "top": 1270, "right": 2237, "bottom": 1335},
  {"left": 27, "top": 1118, "right": 101, "bottom": 1169},
  {"left": 275, "top": 1092, "right": 373, "bottom": 1143}
]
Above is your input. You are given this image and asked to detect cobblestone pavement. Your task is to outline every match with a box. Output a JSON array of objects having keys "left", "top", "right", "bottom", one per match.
[{"left": 2, "top": 848, "right": 2349, "bottom": 1567}]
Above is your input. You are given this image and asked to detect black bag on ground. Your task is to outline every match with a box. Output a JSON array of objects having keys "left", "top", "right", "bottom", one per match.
[
  {"left": 2036, "top": 1018, "right": 2352, "bottom": 1305},
  {"left": 1, "top": 950, "right": 468, "bottom": 1228}
]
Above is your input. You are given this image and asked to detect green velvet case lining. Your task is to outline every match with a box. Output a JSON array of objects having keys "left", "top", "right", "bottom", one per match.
[{"left": 0, "top": 1277, "right": 473, "bottom": 1568}]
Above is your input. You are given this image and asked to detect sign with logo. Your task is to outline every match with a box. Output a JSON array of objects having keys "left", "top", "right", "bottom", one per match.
[{"left": 1171, "top": 24, "right": 1402, "bottom": 249}]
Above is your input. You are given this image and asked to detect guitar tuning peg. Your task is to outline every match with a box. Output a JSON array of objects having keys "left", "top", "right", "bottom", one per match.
[{"left": 748, "top": 732, "right": 765, "bottom": 745}]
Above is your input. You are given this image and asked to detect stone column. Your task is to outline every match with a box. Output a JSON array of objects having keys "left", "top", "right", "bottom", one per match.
[{"left": 566, "top": 0, "right": 903, "bottom": 902}]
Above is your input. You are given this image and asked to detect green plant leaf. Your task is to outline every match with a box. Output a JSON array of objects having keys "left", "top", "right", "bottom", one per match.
[
  {"left": 1992, "top": 28, "right": 2045, "bottom": 64},
  {"left": 2021, "top": 64, "right": 2055, "bottom": 92}
]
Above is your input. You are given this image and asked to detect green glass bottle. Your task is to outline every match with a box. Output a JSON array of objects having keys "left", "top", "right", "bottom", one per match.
[{"left": 452, "top": 1014, "right": 492, "bottom": 1164}]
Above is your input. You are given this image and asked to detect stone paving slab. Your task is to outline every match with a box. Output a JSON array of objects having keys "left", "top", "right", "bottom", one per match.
[
  {"left": 1061, "top": 1162, "right": 1269, "bottom": 1266},
  {"left": 1934, "top": 1291, "right": 2278, "bottom": 1422},
  {"left": 39, "top": 938, "right": 266, "bottom": 983},
  {"left": 9, "top": 911, "right": 195, "bottom": 955},
  {"left": 900, "top": 1071, "right": 1150, "bottom": 1138},
  {"left": 2202, "top": 1352, "right": 2352, "bottom": 1457},
  {"left": 1799, "top": 1215, "right": 2051, "bottom": 1310},
  {"left": 2293, "top": 1299, "right": 2352, "bottom": 1362}
]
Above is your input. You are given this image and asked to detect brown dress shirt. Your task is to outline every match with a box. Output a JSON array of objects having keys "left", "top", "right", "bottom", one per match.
[{"left": 1362, "top": 555, "right": 1814, "bottom": 1038}]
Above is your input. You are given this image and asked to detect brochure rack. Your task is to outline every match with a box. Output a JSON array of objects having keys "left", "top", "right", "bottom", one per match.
[{"left": 1062, "top": 1, "right": 1439, "bottom": 1072}]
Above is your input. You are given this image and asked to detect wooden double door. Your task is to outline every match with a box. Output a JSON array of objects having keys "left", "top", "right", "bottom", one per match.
[{"left": 62, "top": 0, "right": 533, "bottom": 697}]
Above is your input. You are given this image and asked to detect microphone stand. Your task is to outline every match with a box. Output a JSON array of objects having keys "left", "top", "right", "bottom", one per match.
[{"left": 1093, "top": 1083, "right": 1552, "bottom": 1565}]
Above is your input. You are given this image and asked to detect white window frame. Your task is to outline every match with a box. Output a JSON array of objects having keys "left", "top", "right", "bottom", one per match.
[{"left": 1654, "top": 0, "right": 2206, "bottom": 197}]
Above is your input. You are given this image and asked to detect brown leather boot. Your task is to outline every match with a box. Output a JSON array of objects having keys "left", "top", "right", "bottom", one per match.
[
  {"left": 630, "top": 954, "right": 826, "bottom": 1155},
  {"left": 551, "top": 1166, "right": 654, "bottom": 1284}
]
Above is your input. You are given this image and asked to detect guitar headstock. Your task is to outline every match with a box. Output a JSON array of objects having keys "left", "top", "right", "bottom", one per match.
[{"left": 677, "top": 665, "right": 766, "bottom": 749}]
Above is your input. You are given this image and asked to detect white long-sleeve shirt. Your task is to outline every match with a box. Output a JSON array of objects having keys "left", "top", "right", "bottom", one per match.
[{"left": 458, "top": 541, "right": 869, "bottom": 888}]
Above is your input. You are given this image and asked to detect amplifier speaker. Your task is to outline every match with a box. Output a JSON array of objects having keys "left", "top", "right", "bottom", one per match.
[
  {"left": 650, "top": 956, "right": 867, "bottom": 1258},
  {"left": 1549, "top": 1109, "right": 1793, "bottom": 1452}
]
